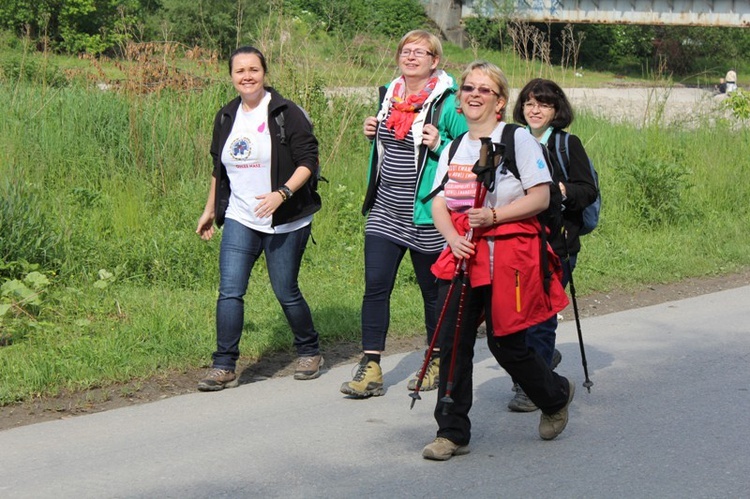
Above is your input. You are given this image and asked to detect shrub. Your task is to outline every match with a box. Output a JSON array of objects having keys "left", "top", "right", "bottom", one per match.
[
  {"left": 721, "top": 89, "right": 750, "bottom": 120},
  {"left": 0, "top": 55, "right": 67, "bottom": 86},
  {"left": 620, "top": 155, "right": 691, "bottom": 226},
  {"left": 0, "top": 180, "right": 61, "bottom": 276}
]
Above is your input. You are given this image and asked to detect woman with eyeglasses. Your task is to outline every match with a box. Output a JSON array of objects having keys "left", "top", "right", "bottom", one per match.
[
  {"left": 422, "top": 61, "right": 573, "bottom": 461},
  {"left": 340, "top": 30, "right": 468, "bottom": 398},
  {"left": 505, "top": 78, "right": 598, "bottom": 413}
]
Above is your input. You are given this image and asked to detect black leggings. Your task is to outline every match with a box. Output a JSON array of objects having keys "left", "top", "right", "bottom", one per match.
[
  {"left": 433, "top": 280, "right": 570, "bottom": 446},
  {"left": 361, "top": 234, "right": 440, "bottom": 351}
]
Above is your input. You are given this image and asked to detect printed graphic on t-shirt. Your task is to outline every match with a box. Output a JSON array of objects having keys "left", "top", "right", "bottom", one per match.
[
  {"left": 229, "top": 137, "right": 252, "bottom": 161},
  {"left": 445, "top": 162, "right": 477, "bottom": 212}
]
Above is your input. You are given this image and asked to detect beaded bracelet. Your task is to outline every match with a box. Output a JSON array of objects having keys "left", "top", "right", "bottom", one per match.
[{"left": 491, "top": 208, "right": 498, "bottom": 225}]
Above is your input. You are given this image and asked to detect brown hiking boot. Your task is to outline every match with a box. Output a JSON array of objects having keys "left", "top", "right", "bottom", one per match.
[
  {"left": 539, "top": 378, "right": 575, "bottom": 440},
  {"left": 407, "top": 354, "right": 440, "bottom": 391},
  {"left": 197, "top": 368, "right": 238, "bottom": 392},
  {"left": 294, "top": 354, "right": 324, "bottom": 380},
  {"left": 422, "top": 437, "right": 470, "bottom": 461},
  {"left": 340, "top": 356, "right": 384, "bottom": 398}
]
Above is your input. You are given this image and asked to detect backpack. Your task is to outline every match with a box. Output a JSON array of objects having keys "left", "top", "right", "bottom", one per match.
[{"left": 553, "top": 131, "right": 600, "bottom": 235}]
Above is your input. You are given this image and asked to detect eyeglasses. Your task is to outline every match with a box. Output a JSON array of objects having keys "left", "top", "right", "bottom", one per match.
[
  {"left": 460, "top": 84, "right": 500, "bottom": 97},
  {"left": 399, "top": 48, "right": 434, "bottom": 58},
  {"left": 523, "top": 101, "right": 554, "bottom": 111}
]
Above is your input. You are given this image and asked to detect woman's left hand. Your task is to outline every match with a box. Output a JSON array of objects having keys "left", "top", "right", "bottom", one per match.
[
  {"left": 422, "top": 124, "right": 440, "bottom": 151},
  {"left": 254, "top": 191, "right": 285, "bottom": 218},
  {"left": 467, "top": 207, "right": 494, "bottom": 228}
]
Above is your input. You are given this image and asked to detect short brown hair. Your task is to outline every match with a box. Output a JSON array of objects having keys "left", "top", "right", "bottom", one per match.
[{"left": 395, "top": 30, "right": 443, "bottom": 64}]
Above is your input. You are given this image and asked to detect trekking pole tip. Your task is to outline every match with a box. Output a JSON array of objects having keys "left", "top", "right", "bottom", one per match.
[
  {"left": 583, "top": 379, "right": 593, "bottom": 393},
  {"left": 409, "top": 391, "right": 421, "bottom": 409}
]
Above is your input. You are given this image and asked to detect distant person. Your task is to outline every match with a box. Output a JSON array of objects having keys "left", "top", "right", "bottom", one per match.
[
  {"left": 725, "top": 70, "right": 737, "bottom": 93},
  {"left": 195, "top": 46, "right": 323, "bottom": 391},
  {"left": 716, "top": 77, "right": 727, "bottom": 94},
  {"left": 339, "top": 30, "right": 467, "bottom": 398},
  {"left": 507, "top": 78, "right": 597, "bottom": 412},
  {"left": 422, "top": 61, "right": 574, "bottom": 461}
]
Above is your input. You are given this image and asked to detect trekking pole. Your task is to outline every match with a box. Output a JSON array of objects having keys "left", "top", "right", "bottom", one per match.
[
  {"left": 562, "top": 232, "right": 593, "bottom": 392},
  {"left": 409, "top": 260, "right": 462, "bottom": 409},
  {"left": 440, "top": 138, "right": 495, "bottom": 414}
]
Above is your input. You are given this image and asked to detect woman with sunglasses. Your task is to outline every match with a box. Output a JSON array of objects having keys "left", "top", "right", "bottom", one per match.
[
  {"left": 340, "top": 30, "right": 467, "bottom": 398},
  {"left": 422, "top": 61, "right": 573, "bottom": 461},
  {"left": 506, "top": 78, "right": 598, "bottom": 412}
]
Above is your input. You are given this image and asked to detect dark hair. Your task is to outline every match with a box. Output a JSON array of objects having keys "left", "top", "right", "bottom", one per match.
[
  {"left": 228, "top": 46, "right": 267, "bottom": 75},
  {"left": 512, "top": 78, "right": 574, "bottom": 129}
]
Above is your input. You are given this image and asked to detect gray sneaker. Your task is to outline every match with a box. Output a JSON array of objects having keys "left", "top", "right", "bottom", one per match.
[
  {"left": 551, "top": 349, "right": 562, "bottom": 370},
  {"left": 508, "top": 387, "right": 538, "bottom": 412},
  {"left": 197, "top": 368, "right": 239, "bottom": 392},
  {"left": 294, "top": 355, "right": 324, "bottom": 380},
  {"left": 539, "top": 378, "right": 575, "bottom": 440}
]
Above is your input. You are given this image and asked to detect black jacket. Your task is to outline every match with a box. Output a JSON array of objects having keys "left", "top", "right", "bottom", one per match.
[
  {"left": 210, "top": 88, "right": 321, "bottom": 227},
  {"left": 547, "top": 130, "right": 598, "bottom": 256}
]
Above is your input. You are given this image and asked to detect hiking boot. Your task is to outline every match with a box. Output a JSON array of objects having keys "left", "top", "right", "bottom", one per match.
[
  {"left": 197, "top": 368, "right": 238, "bottom": 392},
  {"left": 551, "top": 349, "right": 562, "bottom": 370},
  {"left": 508, "top": 387, "right": 539, "bottom": 412},
  {"left": 294, "top": 354, "right": 324, "bottom": 380},
  {"left": 407, "top": 355, "right": 440, "bottom": 391},
  {"left": 539, "top": 378, "right": 575, "bottom": 440},
  {"left": 422, "top": 437, "right": 470, "bottom": 461},
  {"left": 340, "top": 357, "right": 385, "bottom": 398}
]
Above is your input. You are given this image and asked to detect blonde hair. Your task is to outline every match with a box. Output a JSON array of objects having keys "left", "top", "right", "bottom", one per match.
[
  {"left": 395, "top": 30, "right": 443, "bottom": 64},
  {"left": 457, "top": 60, "right": 509, "bottom": 114}
]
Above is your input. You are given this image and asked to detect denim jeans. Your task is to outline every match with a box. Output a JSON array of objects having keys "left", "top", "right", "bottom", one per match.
[
  {"left": 361, "top": 234, "right": 440, "bottom": 352},
  {"left": 212, "top": 219, "right": 319, "bottom": 370},
  {"left": 525, "top": 253, "right": 577, "bottom": 366}
]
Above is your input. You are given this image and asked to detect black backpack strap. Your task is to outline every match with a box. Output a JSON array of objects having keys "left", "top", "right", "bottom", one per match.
[
  {"left": 378, "top": 85, "right": 387, "bottom": 106},
  {"left": 553, "top": 130, "right": 570, "bottom": 180},
  {"left": 421, "top": 131, "right": 466, "bottom": 203},
  {"left": 497, "top": 124, "right": 520, "bottom": 180},
  {"left": 275, "top": 110, "right": 287, "bottom": 145}
]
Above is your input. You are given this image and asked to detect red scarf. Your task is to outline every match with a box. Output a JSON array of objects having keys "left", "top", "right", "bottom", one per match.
[{"left": 384, "top": 76, "right": 438, "bottom": 140}]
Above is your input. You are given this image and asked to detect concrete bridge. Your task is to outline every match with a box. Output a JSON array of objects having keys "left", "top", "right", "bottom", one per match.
[{"left": 425, "top": 0, "right": 750, "bottom": 45}]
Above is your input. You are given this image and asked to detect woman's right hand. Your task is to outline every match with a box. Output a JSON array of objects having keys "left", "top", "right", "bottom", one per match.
[
  {"left": 449, "top": 234, "right": 475, "bottom": 260},
  {"left": 196, "top": 211, "right": 216, "bottom": 241},
  {"left": 363, "top": 116, "right": 378, "bottom": 140}
]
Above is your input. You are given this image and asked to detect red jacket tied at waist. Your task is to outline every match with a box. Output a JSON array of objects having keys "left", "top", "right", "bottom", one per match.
[{"left": 431, "top": 212, "right": 569, "bottom": 336}]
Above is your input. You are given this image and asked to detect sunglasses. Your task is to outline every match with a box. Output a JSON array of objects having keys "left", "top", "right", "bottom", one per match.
[{"left": 460, "top": 84, "right": 500, "bottom": 97}]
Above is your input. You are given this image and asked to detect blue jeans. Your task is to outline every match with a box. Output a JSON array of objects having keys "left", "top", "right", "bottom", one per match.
[
  {"left": 361, "top": 234, "right": 440, "bottom": 352},
  {"left": 212, "top": 219, "right": 319, "bottom": 370},
  {"left": 525, "top": 253, "right": 577, "bottom": 366}
]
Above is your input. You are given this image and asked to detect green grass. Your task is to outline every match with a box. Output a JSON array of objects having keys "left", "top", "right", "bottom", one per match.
[{"left": 1, "top": 23, "right": 749, "bottom": 405}]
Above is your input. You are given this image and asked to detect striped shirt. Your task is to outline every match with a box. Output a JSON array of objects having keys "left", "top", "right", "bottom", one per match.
[{"left": 365, "top": 116, "right": 444, "bottom": 253}]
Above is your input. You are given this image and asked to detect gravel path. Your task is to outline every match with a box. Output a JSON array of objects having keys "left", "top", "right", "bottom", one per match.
[{"left": 329, "top": 86, "right": 729, "bottom": 127}]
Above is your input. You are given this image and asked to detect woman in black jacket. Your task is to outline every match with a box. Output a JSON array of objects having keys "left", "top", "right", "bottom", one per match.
[
  {"left": 196, "top": 46, "right": 323, "bottom": 391},
  {"left": 508, "top": 78, "right": 598, "bottom": 411}
]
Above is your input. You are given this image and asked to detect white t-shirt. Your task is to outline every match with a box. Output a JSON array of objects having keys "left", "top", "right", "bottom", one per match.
[
  {"left": 434, "top": 123, "right": 551, "bottom": 210},
  {"left": 222, "top": 92, "right": 311, "bottom": 233}
]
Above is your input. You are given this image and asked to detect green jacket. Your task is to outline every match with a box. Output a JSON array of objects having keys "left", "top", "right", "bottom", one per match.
[{"left": 362, "top": 71, "right": 468, "bottom": 225}]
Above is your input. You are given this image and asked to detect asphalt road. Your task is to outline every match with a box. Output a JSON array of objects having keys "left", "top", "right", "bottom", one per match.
[{"left": 1, "top": 285, "right": 748, "bottom": 498}]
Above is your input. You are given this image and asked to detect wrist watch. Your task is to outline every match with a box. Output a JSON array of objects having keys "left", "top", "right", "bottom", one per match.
[{"left": 279, "top": 185, "right": 293, "bottom": 201}]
